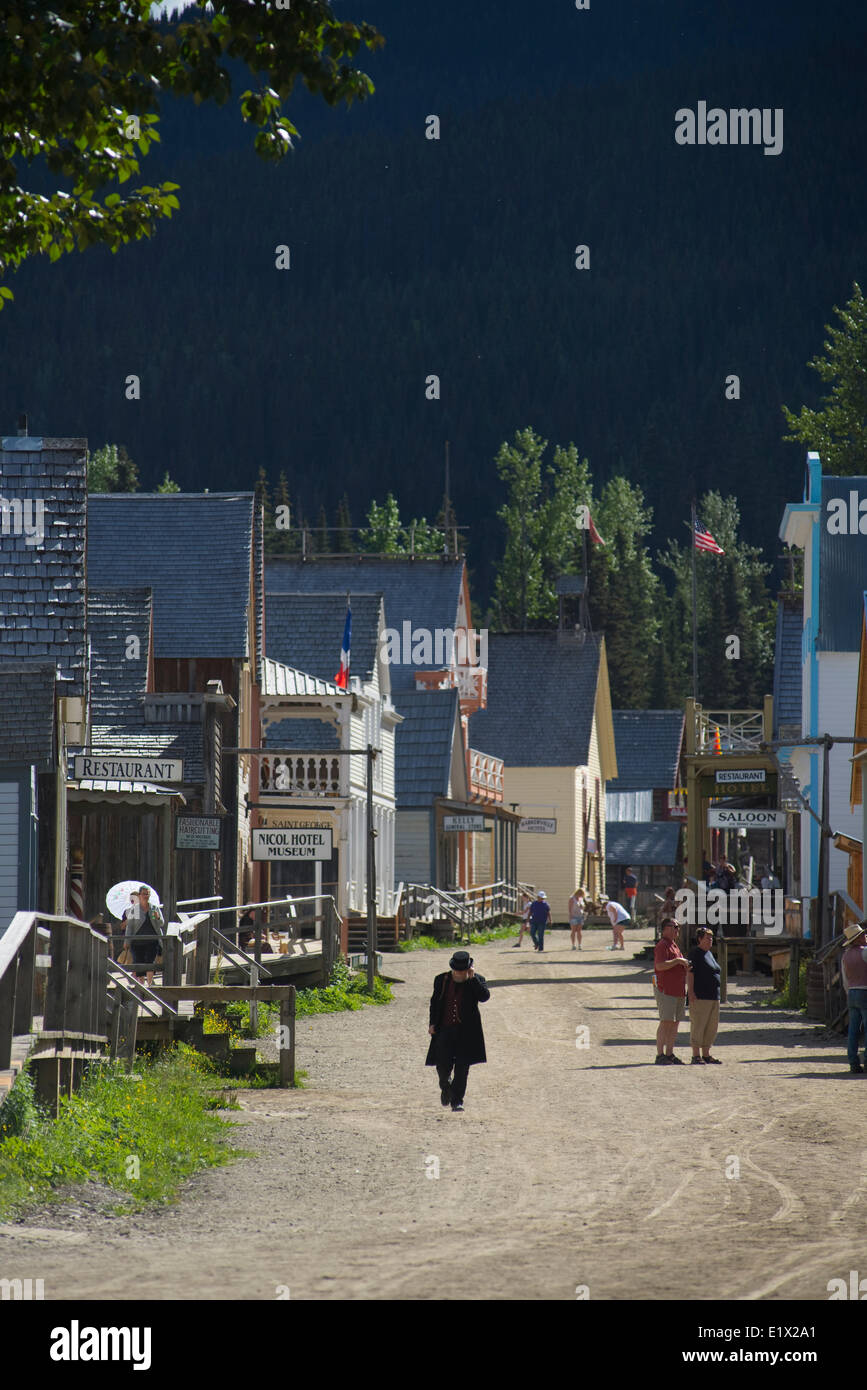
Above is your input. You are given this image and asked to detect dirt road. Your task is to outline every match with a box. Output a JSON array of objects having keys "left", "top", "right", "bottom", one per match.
[{"left": 4, "top": 929, "right": 864, "bottom": 1301}]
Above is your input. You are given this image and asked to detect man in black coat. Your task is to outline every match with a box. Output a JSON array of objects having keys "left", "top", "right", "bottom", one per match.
[{"left": 426, "top": 949, "right": 490, "bottom": 1112}]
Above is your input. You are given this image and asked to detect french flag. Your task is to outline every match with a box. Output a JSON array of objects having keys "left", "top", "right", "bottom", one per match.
[{"left": 334, "top": 599, "right": 351, "bottom": 688}]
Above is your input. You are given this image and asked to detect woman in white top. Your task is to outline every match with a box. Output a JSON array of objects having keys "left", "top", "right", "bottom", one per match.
[
  {"left": 568, "top": 889, "right": 586, "bottom": 949},
  {"left": 605, "top": 899, "right": 630, "bottom": 950}
]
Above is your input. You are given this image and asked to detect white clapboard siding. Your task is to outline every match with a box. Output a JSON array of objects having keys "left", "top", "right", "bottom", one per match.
[
  {"left": 0, "top": 783, "right": 20, "bottom": 937},
  {"left": 818, "top": 652, "right": 860, "bottom": 893},
  {"left": 395, "top": 811, "right": 431, "bottom": 886}
]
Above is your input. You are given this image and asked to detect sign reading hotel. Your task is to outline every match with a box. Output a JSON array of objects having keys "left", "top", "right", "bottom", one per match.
[
  {"left": 176, "top": 815, "right": 222, "bottom": 850},
  {"left": 708, "top": 808, "right": 786, "bottom": 829},
  {"left": 519, "top": 817, "right": 557, "bottom": 834},
  {"left": 714, "top": 769, "right": 766, "bottom": 784},
  {"left": 74, "top": 755, "right": 184, "bottom": 782},
  {"left": 252, "top": 827, "right": 333, "bottom": 861},
  {"left": 443, "top": 815, "right": 488, "bottom": 832}
]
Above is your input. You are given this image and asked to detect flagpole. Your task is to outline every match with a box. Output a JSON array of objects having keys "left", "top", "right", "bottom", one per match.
[{"left": 690, "top": 499, "right": 698, "bottom": 702}]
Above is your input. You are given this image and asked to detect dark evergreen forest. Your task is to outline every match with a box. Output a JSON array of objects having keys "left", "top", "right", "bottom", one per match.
[{"left": 2, "top": 0, "right": 866, "bottom": 606}]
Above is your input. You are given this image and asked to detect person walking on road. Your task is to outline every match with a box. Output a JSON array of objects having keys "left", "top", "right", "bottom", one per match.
[
  {"left": 426, "top": 950, "right": 490, "bottom": 1111},
  {"left": 528, "top": 891, "right": 551, "bottom": 951},
  {"left": 653, "top": 917, "right": 689, "bottom": 1064},
  {"left": 124, "top": 885, "right": 165, "bottom": 985},
  {"left": 605, "top": 899, "right": 630, "bottom": 950},
  {"left": 841, "top": 921, "right": 867, "bottom": 1074},
  {"left": 687, "top": 927, "right": 722, "bottom": 1064},
  {"left": 622, "top": 866, "right": 638, "bottom": 913},
  {"left": 568, "top": 888, "right": 586, "bottom": 949}
]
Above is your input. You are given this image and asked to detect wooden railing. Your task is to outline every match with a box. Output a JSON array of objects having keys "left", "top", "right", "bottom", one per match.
[
  {"left": 259, "top": 753, "right": 345, "bottom": 798},
  {"left": 468, "top": 749, "right": 504, "bottom": 802},
  {"left": 405, "top": 879, "right": 525, "bottom": 940}
]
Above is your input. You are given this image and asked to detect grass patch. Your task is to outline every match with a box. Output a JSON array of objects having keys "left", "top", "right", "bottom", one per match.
[
  {"left": 398, "top": 922, "right": 517, "bottom": 951},
  {"left": 0, "top": 1046, "right": 240, "bottom": 1221},
  {"left": 763, "top": 959, "right": 808, "bottom": 1011},
  {"left": 295, "top": 959, "right": 393, "bottom": 1016}
]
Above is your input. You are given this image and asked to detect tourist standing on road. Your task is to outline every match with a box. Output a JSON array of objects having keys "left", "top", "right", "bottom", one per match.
[
  {"left": 426, "top": 950, "right": 490, "bottom": 1112},
  {"left": 568, "top": 888, "right": 586, "bottom": 949},
  {"left": 528, "top": 891, "right": 551, "bottom": 951},
  {"left": 622, "top": 866, "right": 638, "bottom": 914},
  {"left": 605, "top": 898, "right": 630, "bottom": 950},
  {"left": 653, "top": 917, "right": 689, "bottom": 1064},
  {"left": 512, "top": 894, "right": 533, "bottom": 948},
  {"left": 841, "top": 921, "right": 867, "bottom": 1074},
  {"left": 124, "top": 885, "right": 165, "bottom": 985},
  {"left": 760, "top": 865, "right": 781, "bottom": 892},
  {"left": 687, "top": 927, "right": 722, "bottom": 1064}
]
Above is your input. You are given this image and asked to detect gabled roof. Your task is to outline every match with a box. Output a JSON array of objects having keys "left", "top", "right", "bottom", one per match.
[
  {"left": 0, "top": 661, "right": 56, "bottom": 768},
  {"left": 773, "top": 593, "right": 803, "bottom": 734},
  {"left": 469, "top": 632, "right": 604, "bottom": 767},
  {"left": 264, "top": 557, "right": 465, "bottom": 690},
  {"left": 87, "top": 493, "right": 257, "bottom": 660},
  {"left": 818, "top": 475, "right": 867, "bottom": 652},
  {"left": 605, "top": 821, "right": 682, "bottom": 866},
  {"left": 393, "top": 687, "right": 462, "bottom": 806},
  {"left": 610, "top": 710, "right": 684, "bottom": 791},
  {"left": 88, "top": 587, "right": 151, "bottom": 728},
  {"left": 0, "top": 438, "right": 88, "bottom": 698},
  {"left": 261, "top": 657, "right": 344, "bottom": 698},
  {"left": 265, "top": 592, "right": 382, "bottom": 685},
  {"left": 85, "top": 724, "right": 205, "bottom": 784}
]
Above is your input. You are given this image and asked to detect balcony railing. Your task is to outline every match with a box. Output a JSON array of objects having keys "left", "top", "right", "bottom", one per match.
[
  {"left": 695, "top": 708, "right": 766, "bottom": 752},
  {"left": 259, "top": 754, "right": 345, "bottom": 798},
  {"left": 469, "top": 748, "right": 503, "bottom": 802}
]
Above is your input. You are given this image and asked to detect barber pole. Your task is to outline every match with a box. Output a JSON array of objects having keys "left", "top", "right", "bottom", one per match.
[{"left": 69, "top": 847, "right": 85, "bottom": 921}]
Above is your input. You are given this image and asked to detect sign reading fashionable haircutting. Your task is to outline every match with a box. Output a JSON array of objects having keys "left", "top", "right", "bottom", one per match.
[
  {"left": 707, "top": 808, "right": 786, "bottom": 829},
  {"left": 519, "top": 817, "right": 557, "bottom": 833},
  {"left": 252, "top": 827, "right": 333, "bottom": 860},
  {"left": 176, "top": 815, "right": 222, "bottom": 850},
  {"left": 73, "top": 754, "right": 184, "bottom": 782}
]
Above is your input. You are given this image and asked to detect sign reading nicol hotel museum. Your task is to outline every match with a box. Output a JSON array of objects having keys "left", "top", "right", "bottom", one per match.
[
  {"left": 73, "top": 755, "right": 184, "bottom": 782},
  {"left": 252, "top": 827, "right": 334, "bottom": 861}
]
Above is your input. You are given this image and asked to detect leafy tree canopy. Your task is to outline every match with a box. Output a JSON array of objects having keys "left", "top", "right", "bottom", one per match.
[
  {"left": 782, "top": 281, "right": 867, "bottom": 472},
  {"left": 87, "top": 441, "right": 139, "bottom": 491},
  {"left": 0, "top": 0, "right": 382, "bottom": 301}
]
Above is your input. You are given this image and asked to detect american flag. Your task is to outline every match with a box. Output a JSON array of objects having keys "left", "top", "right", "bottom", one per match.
[{"left": 694, "top": 518, "right": 725, "bottom": 555}]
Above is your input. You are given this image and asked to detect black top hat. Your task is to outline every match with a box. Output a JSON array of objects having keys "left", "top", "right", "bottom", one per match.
[{"left": 449, "top": 950, "right": 472, "bottom": 970}]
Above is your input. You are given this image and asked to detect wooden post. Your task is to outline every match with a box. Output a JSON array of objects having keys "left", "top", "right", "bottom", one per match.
[
  {"left": 249, "top": 961, "right": 259, "bottom": 1035},
  {"left": 193, "top": 916, "right": 211, "bottom": 985},
  {"left": 0, "top": 963, "right": 15, "bottom": 1070},
  {"left": 789, "top": 940, "right": 801, "bottom": 1009},
  {"left": 279, "top": 987, "right": 296, "bottom": 1088},
  {"left": 119, "top": 995, "right": 139, "bottom": 1070},
  {"left": 65, "top": 926, "right": 89, "bottom": 1036},
  {"left": 719, "top": 938, "right": 728, "bottom": 1003},
  {"left": 12, "top": 922, "right": 36, "bottom": 1036},
  {"left": 163, "top": 933, "right": 181, "bottom": 988},
  {"left": 109, "top": 993, "right": 122, "bottom": 1059},
  {"left": 42, "top": 921, "right": 69, "bottom": 1031}
]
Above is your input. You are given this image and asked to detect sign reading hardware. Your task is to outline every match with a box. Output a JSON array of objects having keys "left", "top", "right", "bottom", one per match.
[
  {"left": 176, "top": 815, "right": 222, "bottom": 851},
  {"left": 519, "top": 817, "right": 558, "bottom": 834},
  {"left": 443, "top": 815, "right": 488, "bottom": 832},
  {"left": 714, "top": 768, "right": 766, "bottom": 784},
  {"left": 74, "top": 755, "right": 184, "bottom": 782},
  {"left": 252, "top": 827, "right": 333, "bottom": 861},
  {"left": 707, "top": 808, "right": 786, "bottom": 829}
]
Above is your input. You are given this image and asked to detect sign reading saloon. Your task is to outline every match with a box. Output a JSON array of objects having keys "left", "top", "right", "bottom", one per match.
[
  {"left": 74, "top": 755, "right": 184, "bottom": 782},
  {"left": 707, "top": 808, "right": 786, "bottom": 829},
  {"left": 252, "top": 827, "right": 333, "bottom": 861}
]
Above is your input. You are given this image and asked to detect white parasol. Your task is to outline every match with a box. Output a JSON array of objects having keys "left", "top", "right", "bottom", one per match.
[{"left": 106, "top": 879, "right": 162, "bottom": 921}]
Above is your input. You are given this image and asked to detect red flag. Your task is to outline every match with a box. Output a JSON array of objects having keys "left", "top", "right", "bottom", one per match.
[{"left": 588, "top": 513, "right": 606, "bottom": 546}]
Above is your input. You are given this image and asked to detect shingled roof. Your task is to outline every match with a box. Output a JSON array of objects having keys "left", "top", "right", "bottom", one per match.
[
  {"left": 0, "top": 436, "right": 88, "bottom": 698},
  {"left": 264, "top": 592, "right": 383, "bottom": 685},
  {"left": 87, "top": 493, "right": 258, "bottom": 661},
  {"left": 85, "top": 586, "right": 204, "bottom": 783},
  {"left": 818, "top": 475, "right": 867, "bottom": 652},
  {"left": 469, "top": 632, "right": 602, "bottom": 766},
  {"left": 773, "top": 594, "right": 803, "bottom": 735},
  {"left": 393, "top": 688, "right": 462, "bottom": 807},
  {"left": 265, "top": 557, "right": 465, "bottom": 690},
  {"left": 0, "top": 662, "right": 56, "bottom": 768},
  {"left": 605, "top": 821, "right": 682, "bottom": 866},
  {"left": 610, "top": 710, "right": 684, "bottom": 791}
]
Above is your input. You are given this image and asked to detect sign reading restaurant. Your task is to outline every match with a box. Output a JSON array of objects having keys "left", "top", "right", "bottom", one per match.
[
  {"left": 73, "top": 755, "right": 184, "bottom": 782},
  {"left": 251, "top": 827, "right": 334, "bottom": 861},
  {"left": 714, "top": 768, "right": 766, "bottom": 784}
]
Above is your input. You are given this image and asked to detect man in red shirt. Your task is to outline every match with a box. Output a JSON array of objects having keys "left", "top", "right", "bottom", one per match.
[{"left": 653, "top": 917, "right": 689, "bottom": 1064}]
